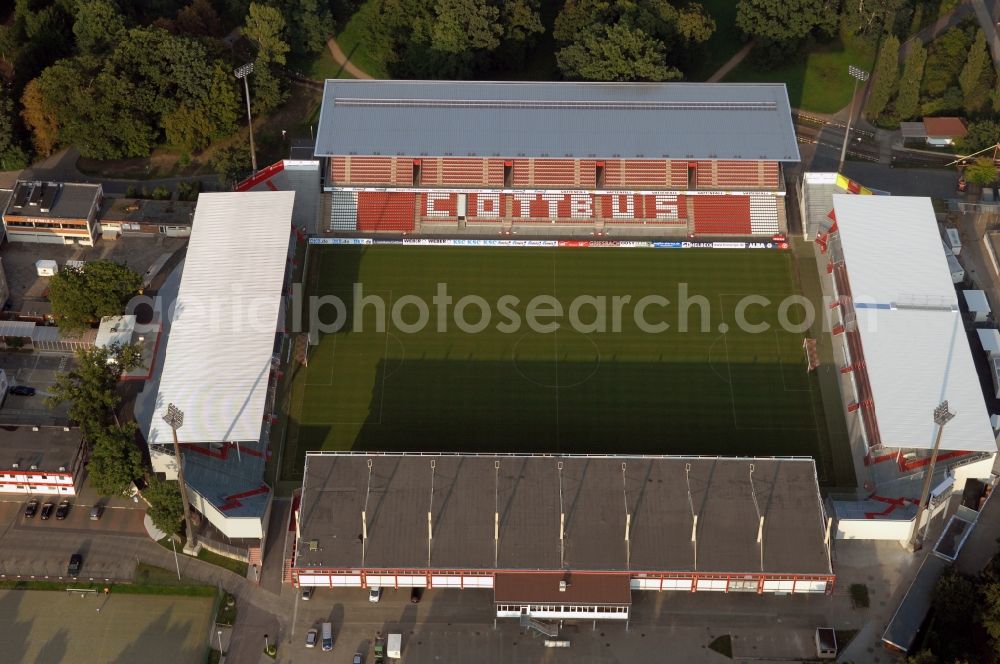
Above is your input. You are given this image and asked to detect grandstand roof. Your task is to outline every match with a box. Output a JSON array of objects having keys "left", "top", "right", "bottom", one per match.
[
  {"left": 315, "top": 80, "right": 800, "bottom": 162},
  {"left": 235, "top": 160, "right": 320, "bottom": 233},
  {"left": 146, "top": 192, "right": 293, "bottom": 446},
  {"left": 832, "top": 195, "right": 995, "bottom": 453},
  {"left": 295, "top": 453, "right": 831, "bottom": 576}
]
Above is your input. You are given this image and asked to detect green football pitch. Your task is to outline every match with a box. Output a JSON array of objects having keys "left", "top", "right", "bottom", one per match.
[{"left": 283, "top": 245, "right": 846, "bottom": 483}]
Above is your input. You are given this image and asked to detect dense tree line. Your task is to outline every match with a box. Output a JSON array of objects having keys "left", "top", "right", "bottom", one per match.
[{"left": 0, "top": 0, "right": 327, "bottom": 164}]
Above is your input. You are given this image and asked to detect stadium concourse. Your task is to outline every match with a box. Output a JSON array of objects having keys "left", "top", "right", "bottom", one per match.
[
  {"left": 314, "top": 80, "right": 797, "bottom": 237},
  {"left": 291, "top": 453, "right": 834, "bottom": 622}
]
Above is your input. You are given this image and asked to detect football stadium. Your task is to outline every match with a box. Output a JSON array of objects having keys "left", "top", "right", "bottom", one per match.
[{"left": 277, "top": 80, "right": 854, "bottom": 486}]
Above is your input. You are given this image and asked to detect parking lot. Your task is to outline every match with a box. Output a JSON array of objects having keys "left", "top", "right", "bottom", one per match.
[
  {"left": 0, "top": 589, "right": 213, "bottom": 664},
  {"left": 277, "top": 585, "right": 830, "bottom": 664},
  {"left": 0, "top": 491, "right": 149, "bottom": 582},
  {"left": 0, "top": 352, "right": 73, "bottom": 426}
]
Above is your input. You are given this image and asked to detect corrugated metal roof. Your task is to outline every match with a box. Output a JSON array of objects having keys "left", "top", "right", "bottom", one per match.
[
  {"left": 833, "top": 195, "right": 996, "bottom": 453},
  {"left": 315, "top": 80, "right": 800, "bottom": 161},
  {"left": 146, "top": 191, "right": 293, "bottom": 445},
  {"left": 296, "top": 453, "right": 831, "bottom": 575},
  {"left": 900, "top": 122, "right": 927, "bottom": 139}
]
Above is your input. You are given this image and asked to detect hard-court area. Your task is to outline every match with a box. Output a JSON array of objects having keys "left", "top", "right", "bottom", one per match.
[{"left": 0, "top": 589, "right": 214, "bottom": 664}]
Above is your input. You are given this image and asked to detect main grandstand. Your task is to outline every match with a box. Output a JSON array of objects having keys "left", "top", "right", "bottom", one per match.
[
  {"left": 314, "top": 81, "right": 798, "bottom": 236},
  {"left": 291, "top": 452, "right": 835, "bottom": 613}
]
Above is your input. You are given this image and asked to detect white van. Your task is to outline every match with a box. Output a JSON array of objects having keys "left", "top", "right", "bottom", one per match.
[{"left": 321, "top": 622, "right": 333, "bottom": 652}]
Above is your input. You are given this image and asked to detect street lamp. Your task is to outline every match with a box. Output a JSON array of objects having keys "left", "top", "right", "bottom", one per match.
[
  {"left": 163, "top": 403, "right": 198, "bottom": 554},
  {"left": 838, "top": 65, "right": 870, "bottom": 173},
  {"left": 907, "top": 401, "right": 955, "bottom": 551},
  {"left": 234, "top": 62, "right": 258, "bottom": 174}
]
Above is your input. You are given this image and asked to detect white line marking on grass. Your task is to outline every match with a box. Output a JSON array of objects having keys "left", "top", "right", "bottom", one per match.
[{"left": 552, "top": 253, "right": 560, "bottom": 450}]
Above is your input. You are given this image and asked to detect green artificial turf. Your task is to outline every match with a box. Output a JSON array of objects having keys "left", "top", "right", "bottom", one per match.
[{"left": 284, "top": 246, "right": 844, "bottom": 483}]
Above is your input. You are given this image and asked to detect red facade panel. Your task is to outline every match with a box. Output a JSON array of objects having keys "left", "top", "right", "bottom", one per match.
[
  {"left": 696, "top": 161, "right": 715, "bottom": 188},
  {"left": 346, "top": 157, "right": 394, "bottom": 185},
  {"left": 602, "top": 160, "right": 623, "bottom": 187},
  {"left": 716, "top": 160, "right": 763, "bottom": 188},
  {"left": 670, "top": 161, "right": 689, "bottom": 188},
  {"left": 418, "top": 158, "right": 442, "bottom": 186},
  {"left": 356, "top": 192, "right": 416, "bottom": 232},
  {"left": 692, "top": 195, "right": 752, "bottom": 235},
  {"left": 578, "top": 159, "right": 597, "bottom": 188},
  {"left": 511, "top": 159, "right": 532, "bottom": 187},
  {"left": 762, "top": 162, "right": 780, "bottom": 189},
  {"left": 392, "top": 158, "right": 412, "bottom": 186},
  {"left": 622, "top": 160, "right": 669, "bottom": 187},
  {"left": 330, "top": 157, "right": 347, "bottom": 184},
  {"left": 486, "top": 159, "right": 505, "bottom": 186},
  {"left": 440, "top": 158, "right": 488, "bottom": 186},
  {"left": 531, "top": 159, "right": 577, "bottom": 187}
]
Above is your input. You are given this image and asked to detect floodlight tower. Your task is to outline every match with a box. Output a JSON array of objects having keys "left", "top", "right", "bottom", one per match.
[
  {"left": 906, "top": 401, "right": 955, "bottom": 552},
  {"left": 163, "top": 403, "right": 199, "bottom": 554},
  {"left": 234, "top": 62, "right": 258, "bottom": 174},
  {"left": 838, "top": 65, "right": 870, "bottom": 172}
]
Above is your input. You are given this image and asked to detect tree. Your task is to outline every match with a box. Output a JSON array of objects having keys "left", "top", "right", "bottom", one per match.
[
  {"left": 73, "top": 0, "right": 126, "bottom": 55},
  {"left": 144, "top": 478, "right": 185, "bottom": 536},
  {"left": 896, "top": 41, "right": 927, "bottom": 121},
  {"left": 964, "top": 158, "right": 998, "bottom": 187},
  {"left": 432, "top": 0, "right": 502, "bottom": 53},
  {"left": 88, "top": 423, "right": 144, "bottom": 497},
  {"left": 736, "top": 0, "right": 838, "bottom": 49},
  {"left": 959, "top": 30, "right": 994, "bottom": 113},
  {"left": 175, "top": 0, "right": 223, "bottom": 38},
  {"left": 48, "top": 260, "right": 143, "bottom": 333},
  {"left": 0, "top": 85, "right": 29, "bottom": 170},
  {"left": 960, "top": 120, "right": 1000, "bottom": 152},
  {"left": 249, "top": 60, "right": 285, "bottom": 115},
  {"left": 842, "top": 0, "right": 906, "bottom": 45},
  {"left": 554, "top": 0, "right": 713, "bottom": 81},
  {"left": 164, "top": 103, "right": 215, "bottom": 152},
  {"left": 922, "top": 27, "right": 972, "bottom": 98},
  {"left": 864, "top": 34, "right": 900, "bottom": 120},
  {"left": 20, "top": 78, "right": 59, "bottom": 156},
  {"left": 244, "top": 3, "right": 290, "bottom": 65},
  {"left": 211, "top": 143, "right": 253, "bottom": 185},
  {"left": 557, "top": 23, "right": 682, "bottom": 81},
  {"left": 47, "top": 345, "right": 141, "bottom": 440}
]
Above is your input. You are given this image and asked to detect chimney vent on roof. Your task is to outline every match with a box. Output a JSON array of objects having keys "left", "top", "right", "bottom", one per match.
[
  {"left": 308, "top": 539, "right": 319, "bottom": 551},
  {"left": 58, "top": 466, "right": 66, "bottom": 472},
  {"left": 32, "top": 426, "right": 39, "bottom": 432},
  {"left": 30, "top": 465, "right": 37, "bottom": 470},
  {"left": 558, "top": 580, "right": 567, "bottom": 592},
  {"left": 11, "top": 463, "right": 18, "bottom": 469}
]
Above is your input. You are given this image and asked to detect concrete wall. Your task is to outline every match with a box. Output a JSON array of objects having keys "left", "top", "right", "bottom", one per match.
[{"left": 190, "top": 487, "right": 265, "bottom": 540}]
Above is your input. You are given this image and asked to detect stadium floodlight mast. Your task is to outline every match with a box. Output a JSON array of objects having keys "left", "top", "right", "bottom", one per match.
[
  {"left": 838, "top": 65, "right": 870, "bottom": 172},
  {"left": 234, "top": 62, "right": 258, "bottom": 174},
  {"left": 906, "top": 401, "right": 955, "bottom": 552},
  {"left": 163, "top": 403, "right": 199, "bottom": 554}
]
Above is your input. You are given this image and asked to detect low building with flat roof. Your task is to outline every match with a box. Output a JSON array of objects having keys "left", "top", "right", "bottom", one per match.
[
  {"left": 292, "top": 453, "right": 834, "bottom": 620},
  {"left": 2, "top": 181, "right": 102, "bottom": 246},
  {"left": 0, "top": 426, "right": 86, "bottom": 495}
]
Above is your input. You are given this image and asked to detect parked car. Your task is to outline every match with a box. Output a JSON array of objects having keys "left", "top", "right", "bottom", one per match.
[
  {"left": 24, "top": 499, "right": 39, "bottom": 518},
  {"left": 368, "top": 586, "right": 381, "bottom": 603},
  {"left": 410, "top": 587, "right": 422, "bottom": 603},
  {"left": 321, "top": 622, "right": 333, "bottom": 652},
  {"left": 89, "top": 505, "right": 103, "bottom": 520},
  {"left": 353, "top": 654, "right": 363, "bottom": 664},
  {"left": 301, "top": 587, "right": 313, "bottom": 601},
  {"left": 55, "top": 500, "right": 70, "bottom": 520},
  {"left": 9, "top": 385, "right": 36, "bottom": 397},
  {"left": 67, "top": 553, "right": 82, "bottom": 577},
  {"left": 40, "top": 502, "right": 54, "bottom": 520},
  {"left": 305, "top": 628, "right": 317, "bottom": 648}
]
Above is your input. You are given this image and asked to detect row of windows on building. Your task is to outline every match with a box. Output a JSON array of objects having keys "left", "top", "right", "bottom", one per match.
[
  {"left": 496, "top": 604, "right": 628, "bottom": 613},
  {"left": 5, "top": 220, "right": 91, "bottom": 229}
]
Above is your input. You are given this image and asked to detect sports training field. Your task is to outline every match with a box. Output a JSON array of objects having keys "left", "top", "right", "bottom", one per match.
[{"left": 284, "top": 246, "right": 844, "bottom": 482}]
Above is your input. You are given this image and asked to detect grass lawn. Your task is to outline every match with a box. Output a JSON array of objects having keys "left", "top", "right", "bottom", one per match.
[
  {"left": 335, "top": 0, "right": 390, "bottom": 79},
  {"left": 156, "top": 538, "right": 249, "bottom": 578},
  {"left": 282, "top": 246, "right": 850, "bottom": 486},
  {"left": 301, "top": 47, "right": 355, "bottom": 80},
  {"left": 725, "top": 38, "right": 875, "bottom": 113},
  {"left": 688, "top": 0, "right": 744, "bottom": 81}
]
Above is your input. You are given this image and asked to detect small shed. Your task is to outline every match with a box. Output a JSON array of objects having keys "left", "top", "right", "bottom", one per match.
[
  {"left": 977, "top": 328, "right": 1000, "bottom": 357},
  {"left": 922, "top": 117, "right": 968, "bottom": 147},
  {"left": 35, "top": 259, "right": 58, "bottom": 277},
  {"left": 963, "top": 290, "right": 991, "bottom": 323},
  {"left": 947, "top": 254, "right": 964, "bottom": 284},
  {"left": 945, "top": 228, "right": 961, "bottom": 255}
]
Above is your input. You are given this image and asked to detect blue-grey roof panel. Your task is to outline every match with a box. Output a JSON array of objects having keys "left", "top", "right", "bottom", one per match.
[{"left": 315, "top": 80, "right": 800, "bottom": 162}]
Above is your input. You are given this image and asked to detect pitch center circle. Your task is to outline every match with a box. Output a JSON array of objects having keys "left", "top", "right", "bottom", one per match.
[{"left": 512, "top": 330, "right": 602, "bottom": 389}]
